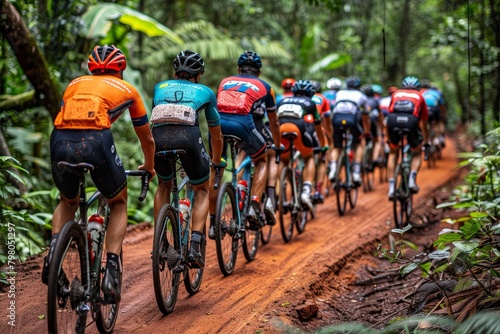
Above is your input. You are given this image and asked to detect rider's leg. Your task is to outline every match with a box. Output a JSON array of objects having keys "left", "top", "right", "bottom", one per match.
[
  {"left": 352, "top": 141, "right": 364, "bottom": 185},
  {"left": 409, "top": 145, "right": 423, "bottom": 192},
  {"left": 301, "top": 154, "right": 316, "bottom": 211},
  {"left": 187, "top": 182, "right": 209, "bottom": 268},
  {"left": 154, "top": 179, "right": 172, "bottom": 220}
]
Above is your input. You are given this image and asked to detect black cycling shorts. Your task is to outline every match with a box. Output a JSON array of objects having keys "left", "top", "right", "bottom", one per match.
[
  {"left": 50, "top": 128, "right": 127, "bottom": 199},
  {"left": 386, "top": 113, "right": 422, "bottom": 149},
  {"left": 332, "top": 113, "right": 362, "bottom": 148},
  {"left": 427, "top": 106, "right": 441, "bottom": 124},
  {"left": 254, "top": 117, "right": 273, "bottom": 146},
  {"left": 152, "top": 124, "right": 210, "bottom": 185}
]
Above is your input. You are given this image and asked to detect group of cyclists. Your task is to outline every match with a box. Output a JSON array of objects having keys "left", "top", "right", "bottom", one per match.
[{"left": 43, "top": 44, "right": 447, "bottom": 311}]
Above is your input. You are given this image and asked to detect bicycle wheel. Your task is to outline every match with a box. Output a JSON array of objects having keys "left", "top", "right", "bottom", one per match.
[
  {"left": 362, "top": 143, "right": 375, "bottom": 192},
  {"left": 215, "top": 182, "right": 239, "bottom": 276},
  {"left": 184, "top": 224, "right": 205, "bottom": 295},
  {"left": 393, "top": 164, "right": 410, "bottom": 229},
  {"left": 243, "top": 200, "right": 260, "bottom": 262},
  {"left": 335, "top": 153, "right": 348, "bottom": 216},
  {"left": 47, "top": 220, "right": 88, "bottom": 334},
  {"left": 260, "top": 192, "right": 273, "bottom": 245},
  {"left": 279, "top": 166, "right": 294, "bottom": 243},
  {"left": 152, "top": 204, "right": 181, "bottom": 315},
  {"left": 348, "top": 163, "right": 359, "bottom": 209}
]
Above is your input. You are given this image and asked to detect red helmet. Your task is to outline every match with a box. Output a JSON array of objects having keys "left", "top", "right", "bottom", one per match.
[
  {"left": 281, "top": 78, "right": 296, "bottom": 90},
  {"left": 88, "top": 45, "right": 127, "bottom": 74}
]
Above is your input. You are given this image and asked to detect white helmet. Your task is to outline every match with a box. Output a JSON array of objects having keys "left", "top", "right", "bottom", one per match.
[{"left": 326, "top": 77, "right": 342, "bottom": 90}]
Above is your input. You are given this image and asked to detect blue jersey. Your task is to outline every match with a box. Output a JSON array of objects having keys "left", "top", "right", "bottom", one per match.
[
  {"left": 322, "top": 89, "right": 338, "bottom": 110},
  {"left": 421, "top": 88, "right": 445, "bottom": 108},
  {"left": 151, "top": 79, "right": 220, "bottom": 127}
]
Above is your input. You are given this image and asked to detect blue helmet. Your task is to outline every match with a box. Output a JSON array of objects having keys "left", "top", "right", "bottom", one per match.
[
  {"left": 402, "top": 76, "right": 421, "bottom": 89},
  {"left": 372, "top": 84, "right": 383, "bottom": 95},
  {"left": 238, "top": 51, "right": 262, "bottom": 70},
  {"left": 292, "top": 80, "right": 315, "bottom": 97},
  {"left": 346, "top": 75, "right": 362, "bottom": 89}
]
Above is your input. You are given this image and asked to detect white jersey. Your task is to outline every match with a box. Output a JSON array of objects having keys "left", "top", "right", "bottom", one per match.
[
  {"left": 378, "top": 96, "right": 392, "bottom": 115},
  {"left": 332, "top": 89, "right": 367, "bottom": 115}
]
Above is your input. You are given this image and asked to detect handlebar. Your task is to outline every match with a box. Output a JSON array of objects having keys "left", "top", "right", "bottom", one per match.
[{"left": 125, "top": 170, "right": 150, "bottom": 202}]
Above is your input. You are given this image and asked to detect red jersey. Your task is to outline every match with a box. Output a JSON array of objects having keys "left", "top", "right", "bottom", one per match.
[
  {"left": 389, "top": 89, "right": 428, "bottom": 121},
  {"left": 311, "top": 93, "right": 331, "bottom": 116}
]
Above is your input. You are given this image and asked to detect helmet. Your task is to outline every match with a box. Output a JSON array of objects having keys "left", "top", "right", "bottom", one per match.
[
  {"left": 402, "top": 76, "right": 421, "bottom": 89},
  {"left": 360, "top": 84, "right": 374, "bottom": 96},
  {"left": 326, "top": 77, "right": 342, "bottom": 90},
  {"left": 88, "top": 45, "right": 126, "bottom": 73},
  {"left": 281, "top": 78, "right": 296, "bottom": 90},
  {"left": 372, "top": 84, "right": 383, "bottom": 95},
  {"left": 421, "top": 79, "right": 431, "bottom": 88},
  {"left": 388, "top": 86, "right": 398, "bottom": 94},
  {"left": 309, "top": 80, "right": 322, "bottom": 93},
  {"left": 292, "top": 80, "right": 315, "bottom": 97},
  {"left": 173, "top": 50, "right": 205, "bottom": 75},
  {"left": 346, "top": 75, "right": 362, "bottom": 89},
  {"left": 238, "top": 51, "right": 262, "bottom": 69}
]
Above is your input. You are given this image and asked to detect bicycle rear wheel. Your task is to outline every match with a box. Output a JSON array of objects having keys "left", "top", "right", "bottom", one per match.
[
  {"left": 243, "top": 200, "right": 260, "bottom": 262},
  {"left": 393, "top": 164, "right": 411, "bottom": 229},
  {"left": 335, "top": 153, "right": 348, "bottom": 216},
  {"left": 279, "top": 166, "right": 294, "bottom": 243},
  {"left": 47, "top": 220, "right": 88, "bottom": 334},
  {"left": 215, "top": 182, "right": 239, "bottom": 276},
  {"left": 260, "top": 192, "right": 273, "bottom": 245},
  {"left": 362, "top": 143, "right": 375, "bottom": 192},
  {"left": 184, "top": 224, "right": 205, "bottom": 295},
  {"left": 348, "top": 163, "right": 359, "bottom": 209},
  {"left": 152, "top": 204, "right": 181, "bottom": 315}
]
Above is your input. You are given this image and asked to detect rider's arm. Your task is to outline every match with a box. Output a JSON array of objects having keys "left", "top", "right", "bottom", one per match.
[
  {"left": 133, "top": 123, "right": 156, "bottom": 177},
  {"left": 206, "top": 90, "right": 224, "bottom": 165},
  {"left": 266, "top": 88, "right": 282, "bottom": 148}
]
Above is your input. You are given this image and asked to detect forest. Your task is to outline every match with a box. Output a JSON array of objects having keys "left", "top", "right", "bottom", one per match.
[{"left": 1, "top": 0, "right": 500, "bottom": 329}]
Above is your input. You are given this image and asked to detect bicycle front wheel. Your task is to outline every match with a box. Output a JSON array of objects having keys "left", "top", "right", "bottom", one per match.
[
  {"left": 362, "top": 143, "right": 375, "bottom": 192},
  {"left": 215, "top": 182, "right": 239, "bottom": 276},
  {"left": 279, "top": 166, "right": 294, "bottom": 243},
  {"left": 184, "top": 224, "right": 205, "bottom": 295},
  {"left": 260, "top": 192, "right": 273, "bottom": 245},
  {"left": 243, "top": 200, "right": 260, "bottom": 262},
  {"left": 335, "top": 153, "right": 348, "bottom": 216},
  {"left": 47, "top": 220, "right": 88, "bottom": 334},
  {"left": 152, "top": 204, "right": 181, "bottom": 315}
]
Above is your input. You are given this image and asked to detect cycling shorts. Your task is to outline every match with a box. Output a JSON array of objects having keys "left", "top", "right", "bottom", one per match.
[
  {"left": 370, "top": 115, "right": 378, "bottom": 138},
  {"left": 332, "top": 113, "right": 362, "bottom": 148},
  {"left": 254, "top": 117, "right": 273, "bottom": 146},
  {"left": 427, "top": 106, "right": 441, "bottom": 124},
  {"left": 50, "top": 128, "right": 127, "bottom": 199},
  {"left": 152, "top": 125, "right": 210, "bottom": 185},
  {"left": 387, "top": 113, "right": 422, "bottom": 149},
  {"left": 279, "top": 117, "right": 317, "bottom": 159},
  {"left": 219, "top": 113, "right": 266, "bottom": 159}
]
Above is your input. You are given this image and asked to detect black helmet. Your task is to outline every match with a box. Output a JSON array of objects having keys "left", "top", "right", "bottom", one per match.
[
  {"left": 402, "top": 76, "right": 421, "bottom": 90},
  {"left": 346, "top": 75, "right": 362, "bottom": 89},
  {"left": 292, "top": 80, "right": 315, "bottom": 97},
  {"left": 237, "top": 51, "right": 262, "bottom": 70},
  {"left": 421, "top": 79, "right": 431, "bottom": 88},
  {"left": 360, "top": 84, "right": 374, "bottom": 97},
  {"left": 309, "top": 80, "right": 322, "bottom": 93},
  {"left": 173, "top": 50, "right": 205, "bottom": 75}
]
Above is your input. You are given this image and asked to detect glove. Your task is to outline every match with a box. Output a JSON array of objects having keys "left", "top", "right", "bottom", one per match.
[
  {"left": 211, "top": 158, "right": 227, "bottom": 169},
  {"left": 321, "top": 145, "right": 329, "bottom": 152},
  {"left": 271, "top": 144, "right": 285, "bottom": 152}
]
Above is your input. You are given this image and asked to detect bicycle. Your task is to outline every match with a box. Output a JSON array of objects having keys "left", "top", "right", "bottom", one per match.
[
  {"left": 213, "top": 134, "right": 267, "bottom": 276},
  {"left": 334, "top": 125, "right": 359, "bottom": 217},
  {"left": 425, "top": 120, "right": 441, "bottom": 168},
  {"left": 47, "top": 162, "right": 149, "bottom": 334},
  {"left": 362, "top": 138, "right": 375, "bottom": 192},
  {"left": 278, "top": 131, "right": 308, "bottom": 243},
  {"left": 392, "top": 128, "right": 413, "bottom": 229},
  {"left": 152, "top": 149, "right": 207, "bottom": 315}
]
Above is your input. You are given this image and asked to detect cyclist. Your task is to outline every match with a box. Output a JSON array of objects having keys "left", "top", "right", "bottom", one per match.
[
  {"left": 211, "top": 51, "right": 282, "bottom": 231},
  {"left": 322, "top": 77, "right": 343, "bottom": 110},
  {"left": 420, "top": 79, "right": 447, "bottom": 147},
  {"left": 386, "top": 76, "right": 429, "bottom": 199},
  {"left": 371, "top": 84, "right": 384, "bottom": 101},
  {"left": 277, "top": 80, "right": 326, "bottom": 211},
  {"left": 46, "top": 45, "right": 156, "bottom": 303},
  {"left": 151, "top": 50, "right": 225, "bottom": 268},
  {"left": 276, "top": 77, "right": 296, "bottom": 104},
  {"left": 361, "top": 84, "right": 381, "bottom": 171},
  {"left": 310, "top": 80, "right": 332, "bottom": 203},
  {"left": 328, "top": 75, "right": 370, "bottom": 187}
]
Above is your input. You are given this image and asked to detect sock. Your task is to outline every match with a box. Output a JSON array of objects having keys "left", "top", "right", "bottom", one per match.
[
  {"left": 209, "top": 214, "right": 215, "bottom": 227},
  {"left": 267, "top": 187, "right": 275, "bottom": 203},
  {"left": 315, "top": 181, "right": 323, "bottom": 192},
  {"left": 190, "top": 231, "right": 203, "bottom": 253},
  {"left": 353, "top": 162, "right": 361, "bottom": 174},
  {"left": 302, "top": 181, "right": 312, "bottom": 194}
]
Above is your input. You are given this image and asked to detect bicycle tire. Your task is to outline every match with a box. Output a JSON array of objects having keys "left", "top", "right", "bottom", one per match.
[
  {"left": 335, "top": 152, "right": 348, "bottom": 216},
  {"left": 348, "top": 164, "right": 359, "bottom": 209},
  {"left": 214, "top": 182, "right": 239, "bottom": 276},
  {"left": 93, "top": 203, "right": 121, "bottom": 334},
  {"left": 393, "top": 164, "right": 411, "bottom": 229},
  {"left": 260, "top": 192, "right": 273, "bottom": 245},
  {"left": 184, "top": 224, "right": 205, "bottom": 295},
  {"left": 243, "top": 200, "right": 260, "bottom": 262},
  {"left": 279, "top": 166, "right": 294, "bottom": 243},
  {"left": 47, "top": 220, "right": 87, "bottom": 334},
  {"left": 362, "top": 143, "right": 375, "bottom": 192},
  {"left": 152, "top": 204, "right": 181, "bottom": 315}
]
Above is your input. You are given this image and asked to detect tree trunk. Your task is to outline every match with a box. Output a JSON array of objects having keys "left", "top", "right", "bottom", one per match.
[
  {"left": 479, "top": 0, "right": 486, "bottom": 137},
  {"left": 490, "top": 0, "right": 500, "bottom": 123},
  {"left": 0, "top": 130, "right": 28, "bottom": 195},
  {"left": 452, "top": 67, "right": 468, "bottom": 125},
  {"left": 0, "top": 0, "right": 60, "bottom": 120},
  {"left": 399, "top": 0, "right": 410, "bottom": 78}
]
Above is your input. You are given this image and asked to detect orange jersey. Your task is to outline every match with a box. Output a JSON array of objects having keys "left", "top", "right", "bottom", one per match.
[{"left": 54, "top": 75, "right": 148, "bottom": 130}]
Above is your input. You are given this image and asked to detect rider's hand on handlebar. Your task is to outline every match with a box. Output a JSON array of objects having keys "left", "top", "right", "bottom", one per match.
[
  {"left": 211, "top": 158, "right": 227, "bottom": 169},
  {"left": 138, "top": 165, "right": 156, "bottom": 179}
]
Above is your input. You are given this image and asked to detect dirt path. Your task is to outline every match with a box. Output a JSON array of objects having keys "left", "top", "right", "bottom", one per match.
[{"left": 1, "top": 139, "right": 460, "bottom": 334}]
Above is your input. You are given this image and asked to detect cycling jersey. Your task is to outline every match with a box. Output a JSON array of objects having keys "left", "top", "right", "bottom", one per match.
[
  {"left": 277, "top": 96, "right": 322, "bottom": 124},
  {"left": 276, "top": 91, "right": 294, "bottom": 105},
  {"left": 378, "top": 95, "right": 392, "bottom": 116},
  {"left": 217, "top": 74, "right": 277, "bottom": 118},
  {"left": 420, "top": 88, "right": 445, "bottom": 108},
  {"left": 311, "top": 93, "right": 331, "bottom": 117},
  {"left": 332, "top": 90, "right": 368, "bottom": 115},
  {"left": 322, "top": 89, "right": 338, "bottom": 110},
  {"left": 54, "top": 75, "right": 149, "bottom": 130},
  {"left": 389, "top": 89, "right": 428, "bottom": 121}
]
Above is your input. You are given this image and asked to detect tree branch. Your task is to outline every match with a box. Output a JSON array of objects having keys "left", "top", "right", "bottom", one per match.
[{"left": 0, "top": 91, "right": 37, "bottom": 112}]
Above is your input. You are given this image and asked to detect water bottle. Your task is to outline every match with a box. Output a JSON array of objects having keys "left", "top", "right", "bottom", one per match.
[
  {"left": 179, "top": 198, "right": 191, "bottom": 241},
  {"left": 87, "top": 214, "right": 104, "bottom": 266},
  {"left": 236, "top": 180, "right": 248, "bottom": 210}
]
